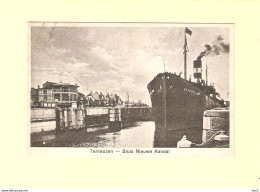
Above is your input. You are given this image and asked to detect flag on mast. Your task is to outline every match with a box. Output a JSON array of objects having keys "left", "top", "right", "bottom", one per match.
[{"left": 185, "top": 27, "right": 192, "bottom": 36}]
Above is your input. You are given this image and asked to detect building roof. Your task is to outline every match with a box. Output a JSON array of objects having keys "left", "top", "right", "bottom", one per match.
[
  {"left": 87, "top": 92, "right": 100, "bottom": 101},
  {"left": 43, "top": 81, "right": 79, "bottom": 88},
  {"left": 52, "top": 83, "right": 79, "bottom": 87},
  {"left": 78, "top": 92, "right": 85, "bottom": 97}
]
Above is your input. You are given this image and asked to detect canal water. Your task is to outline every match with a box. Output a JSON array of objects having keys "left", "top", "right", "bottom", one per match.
[
  {"left": 74, "top": 121, "right": 155, "bottom": 148},
  {"left": 31, "top": 121, "right": 204, "bottom": 148}
]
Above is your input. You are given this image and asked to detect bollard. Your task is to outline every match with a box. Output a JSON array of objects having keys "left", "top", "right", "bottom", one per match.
[
  {"left": 177, "top": 135, "right": 192, "bottom": 148},
  {"left": 108, "top": 107, "right": 122, "bottom": 130}
]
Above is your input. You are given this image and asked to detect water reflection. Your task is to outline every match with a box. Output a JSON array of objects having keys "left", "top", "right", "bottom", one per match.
[
  {"left": 153, "top": 124, "right": 203, "bottom": 148},
  {"left": 31, "top": 121, "right": 205, "bottom": 148},
  {"left": 74, "top": 121, "right": 155, "bottom": 148},
  {"left": 79, "top": 122, "right": 203, "bottom": 148}
]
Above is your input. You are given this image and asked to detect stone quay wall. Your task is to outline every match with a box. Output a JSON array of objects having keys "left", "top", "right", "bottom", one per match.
[
  {"left": 31, "top": 107, "right": 152, "bottom": 133},
  {"left": 202, "top": 108, "right": 230, "bottom": 143},
  {"left": 31, "top": 108, "right": 56, "bottom": 133}
]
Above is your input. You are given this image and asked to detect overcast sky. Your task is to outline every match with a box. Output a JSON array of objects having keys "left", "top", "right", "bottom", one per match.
[{"left": 31, "top": 24, "right": 231, "bottom": 105}]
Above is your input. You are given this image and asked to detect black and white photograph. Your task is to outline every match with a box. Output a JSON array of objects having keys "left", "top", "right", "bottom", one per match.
[
  {"left": 3, "top": 0, "right": 260, "bottom": 189},
  {"left": 30, "top": 23, "right": 233, "bottom": 152}
]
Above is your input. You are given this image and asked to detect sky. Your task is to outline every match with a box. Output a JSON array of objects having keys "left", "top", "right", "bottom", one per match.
[{"left": 31, "top": 24, "right": 231, "bottom": 105}]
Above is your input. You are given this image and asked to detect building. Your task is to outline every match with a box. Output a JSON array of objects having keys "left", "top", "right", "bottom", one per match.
[
  {"left": 86, "top": 91, "right": 106, "bottom": 107},
  {"left": 31, "top": 87, "right": 39, "bottom": 105},
  {"left": 86, "top": 91, "right": 122, "bottom": 107},
  {"left": 78, "top": 92, "right": 86, "bottom": 101},
  {"left": 32, "top": 81, "right": 79, "bottom": 108}
]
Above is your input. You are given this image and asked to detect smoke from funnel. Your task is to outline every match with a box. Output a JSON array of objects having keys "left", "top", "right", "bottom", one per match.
[
  {"left": 197, "top": 35, "right": 230, "bottom": 60},
  {"left": 197, "top": 51, "right": 206, "bottom": 60}
]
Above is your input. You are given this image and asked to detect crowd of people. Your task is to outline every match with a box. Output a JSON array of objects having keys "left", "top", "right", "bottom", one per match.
[{"left": 76, "top": 92, "right": 148, "bottom": 108}]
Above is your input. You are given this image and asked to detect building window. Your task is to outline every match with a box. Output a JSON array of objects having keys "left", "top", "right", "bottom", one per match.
[
  {"left": 62, "top": 87, "right": 68, "bottom": 92},
  {"left": 71, "top": 94, "right": 76, "bottom": 101},
  {"left": 44, "top": 90, "right": 47, "bottom": 94},
  {"left": 70, "top": 87, "right": 76, "bottom": 92},
  {"left": 54, "top": 88, "right": 60, "bottom": 92},
  {"left": 54, "top": 94, "right": 60, "bottom": 101},
  {"left": 62, "top": 94, "right": 69, "bottom": 101},
  {"left": 44, "top": 95, "right": 47, "bottom": 101}
]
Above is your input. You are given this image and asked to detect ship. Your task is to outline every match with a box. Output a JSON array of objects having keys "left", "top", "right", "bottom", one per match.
[{"left": 147, "top": 27, "right": 225, "bottom": 131}]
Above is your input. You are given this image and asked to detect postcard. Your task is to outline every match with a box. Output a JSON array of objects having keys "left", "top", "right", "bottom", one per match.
[{"left": 29, "top": 22, "right": 234, "bottom": 157}]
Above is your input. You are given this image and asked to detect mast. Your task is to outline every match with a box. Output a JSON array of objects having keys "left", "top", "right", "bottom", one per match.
[
  {"left": 183, "top": 27, "right": 192, "bottom": 80},
  {"left": 183, "top": 32, "right": 187, "bottom": 80}
]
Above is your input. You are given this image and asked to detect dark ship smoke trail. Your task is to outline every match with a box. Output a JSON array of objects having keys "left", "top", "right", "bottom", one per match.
[{"left": 197, "top": 35, "right": 230, "bottom": 60}]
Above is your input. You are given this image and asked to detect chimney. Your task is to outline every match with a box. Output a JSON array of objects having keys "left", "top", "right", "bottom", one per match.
[{"left": 193, "top": 54, "right": 203, "bottom": 80}]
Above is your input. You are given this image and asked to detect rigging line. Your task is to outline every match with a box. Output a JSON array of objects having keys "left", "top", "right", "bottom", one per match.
[
  {"left": 186, "top": 54, "right": 191, "bottom": 78},
  {"left": 186, "top": 54, "right": 191, "bottom": 65},
  {"left": 177, "top": 56, "right": 182, "bottom": 72},
  {"left": 186, "top": 54, "right": 193, "bottom": 78},
  {"left": 213, "top": 81, "right": 225, "bottom": 92},
  {"left": 186, "top": 53, "right": 192, "bottom": 63},
  {"left": 176, "top": 48, "right": 183, "bottom": 72}
]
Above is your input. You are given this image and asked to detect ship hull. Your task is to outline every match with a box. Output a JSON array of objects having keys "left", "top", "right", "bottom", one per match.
[{"left": 147, "top": 73, "right": 222, "bottom": 131}]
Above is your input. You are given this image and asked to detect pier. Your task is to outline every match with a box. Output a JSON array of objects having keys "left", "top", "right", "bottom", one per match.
[{"left": 31, "top": 106, "right": 152, "bottom": 133}]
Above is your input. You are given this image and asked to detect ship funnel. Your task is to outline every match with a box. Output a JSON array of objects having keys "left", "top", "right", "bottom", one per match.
[{"left": 193, "top": 59, "right": 202, "bottom": 79}]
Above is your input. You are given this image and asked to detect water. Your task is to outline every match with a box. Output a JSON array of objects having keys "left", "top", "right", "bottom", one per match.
[
  {"left": 31, "top": 121, "right": 205, "bottom": 148},
  {"left": 73, "top": 122, "right": 155, "bottom": 148}
]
